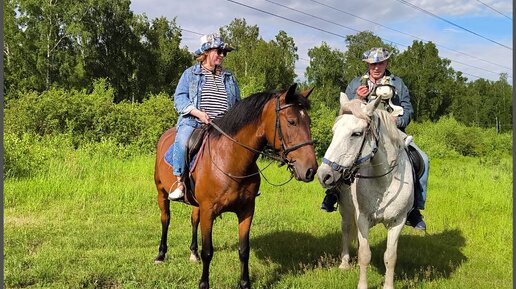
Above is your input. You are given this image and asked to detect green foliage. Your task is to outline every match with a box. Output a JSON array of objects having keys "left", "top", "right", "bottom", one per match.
[
  {"left": 221, "top": 18, "right": 298, "bottom": 91},
  {"left": 407, "top": 116, "right": 512, "bottom": 159},
  {"left": 305, "top": 42, "right": 346, "bottom": 89},
  {"left": 393, "top": 41, "right": 456, "bottom": 121},
  {"left": 3, "top": 132, "right": 75, "bottom": 179},
  {"left": 4, "top": 0, "right": 191, "bottom": 102},
  {"left": 4, "top": 80, "right": 177, "bottom": 169},
  {"left": 310, "top": 105, "right": 338, "bottom": 158}
]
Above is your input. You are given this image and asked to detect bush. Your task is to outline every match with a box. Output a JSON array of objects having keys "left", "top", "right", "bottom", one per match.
[
  {"left": 4, "top": 80, "right": 177, "bottom": 154},
  {"left": 310, "top": 104, "right": 338, "bottom": 158},
  {"left": 4, "top": 132, "right": 75, "bottom": 179}
]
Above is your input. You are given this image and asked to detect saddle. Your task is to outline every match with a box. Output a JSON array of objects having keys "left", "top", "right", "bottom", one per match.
[
  {"left": 179, "top": 125, "right": 210, "bottom": 207},
  {"left": 406, "top": 144, "right": 424, "bottom": 208},
  {"left": 406, "top": 145, "right": 424, "bottom": 179}
]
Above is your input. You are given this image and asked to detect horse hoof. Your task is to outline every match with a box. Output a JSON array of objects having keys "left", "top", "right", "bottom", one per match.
[
  {"left": 190, "top": 253, "right": 200, "bottom": 262},
  {"left": 154, "top": 254, "right": 166, "bottom": 264},
  {"left": 339, "top": 262, "right": 351, "bottom": 270}
]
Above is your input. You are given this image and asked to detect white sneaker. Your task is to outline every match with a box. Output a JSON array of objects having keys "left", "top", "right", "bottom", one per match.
[
  {"left": 404, "top": 135, "right": 413, "bottom": 147},
  {"left": 168, "top": 186, "right": 184, "bottom": 200}
]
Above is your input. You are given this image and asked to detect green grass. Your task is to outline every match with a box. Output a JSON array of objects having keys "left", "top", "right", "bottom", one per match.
[{"left": 4, "top": 151, "right": 512, "bottom": 288}]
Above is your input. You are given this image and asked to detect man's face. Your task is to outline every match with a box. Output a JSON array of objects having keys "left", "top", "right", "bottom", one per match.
[{"left": 367, "top": 60, "right": 388, "bottom": 81}]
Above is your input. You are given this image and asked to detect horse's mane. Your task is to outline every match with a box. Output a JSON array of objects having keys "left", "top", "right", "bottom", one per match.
[
  {"left": 210, "top": 89, "right": 311, "bottom": 137},
  {"left": 338, "top": 99, "right": 403, "bottom": 148}
]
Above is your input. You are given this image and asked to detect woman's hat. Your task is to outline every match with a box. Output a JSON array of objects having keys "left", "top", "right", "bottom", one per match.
[
  {"left": 362, "top": 47, "right": 391, "bottom": 64},
  {"left": 194, "top": 33, "right": 234, "bottom": 57}
]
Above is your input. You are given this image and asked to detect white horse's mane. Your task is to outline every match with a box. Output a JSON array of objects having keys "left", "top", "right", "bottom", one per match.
[{"left": 338, "top": 99, "right": 404, "bottom": 149}]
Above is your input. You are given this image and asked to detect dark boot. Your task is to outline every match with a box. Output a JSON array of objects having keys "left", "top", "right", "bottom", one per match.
[
  {"left": 321, "top": 193, "right": 338, "bottom": 212},
  {"left": 406, "top": 209, "right": 426, "bottom": 230}
]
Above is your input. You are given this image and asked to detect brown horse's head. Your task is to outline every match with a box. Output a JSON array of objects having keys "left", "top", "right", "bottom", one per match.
[{"left": 264, "top": 84, "right": 318, "bottom": 182}]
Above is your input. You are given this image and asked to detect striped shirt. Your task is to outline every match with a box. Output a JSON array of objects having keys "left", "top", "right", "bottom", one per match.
[{"left": 199, "top": 67, "right": 228, "bottom": 119}]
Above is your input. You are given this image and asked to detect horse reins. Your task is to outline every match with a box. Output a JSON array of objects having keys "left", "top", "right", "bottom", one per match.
[{"left": 206, "top": 93, "right": 314, "bottom": 184}]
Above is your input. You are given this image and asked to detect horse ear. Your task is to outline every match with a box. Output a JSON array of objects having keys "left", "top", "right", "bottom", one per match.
[
  {"left": 299, "top": 87, "right": 314, "bottom": 98},
  {"left": 286, "top": 83, "right": 298, "bottom": 96},
  {"left": 365, "top": 95, "right": 382, "bottom": 116},
  {"left": 285, "top": 83, "right": 298, "bottom": 103},
  {"left": 338, "top": 92, "right": 350, "bottom": 115}
]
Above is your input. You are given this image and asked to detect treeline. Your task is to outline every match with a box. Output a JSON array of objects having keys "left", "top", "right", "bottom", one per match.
[
  {"left": 5, "top": 0, "right": 512, "bottom": 131},
  {"left": 4, "top": 1, "right": 513, "bottom": 179}
]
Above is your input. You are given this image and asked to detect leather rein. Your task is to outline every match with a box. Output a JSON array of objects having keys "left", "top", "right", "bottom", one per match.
[{"left": 207, "top": 93, "right": 314, "bottom": 182}]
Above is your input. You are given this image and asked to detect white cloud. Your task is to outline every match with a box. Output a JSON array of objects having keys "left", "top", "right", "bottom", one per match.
[{"left": 130, "top": 0, "right": 513, "bottom": 82}]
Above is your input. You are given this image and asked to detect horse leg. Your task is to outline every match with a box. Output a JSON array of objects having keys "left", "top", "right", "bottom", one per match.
[
  {"left": 198, "top": 208, "right": 214, "bottom": 289},
  {"left": 338, "top": 206, "right": 353, "bottom": 270},
  {"left": 237, "top": 206, "right": 255, "bottom": 289},
  {"left": 382, "top": 222, "right": 404, "bottom": 289},
  {"left": 356, "top": 215, "right": 371, "bottom": 289},
  {"left": 155, "top": 191, "right": 170, "bottom": 263},
  {"left": 189, "top": 207, "right": 201, "bottom": 262}
]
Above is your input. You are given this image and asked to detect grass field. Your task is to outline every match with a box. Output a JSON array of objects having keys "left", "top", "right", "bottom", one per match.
[{"left": 4, "top": 150, "right": 512, "bottom": 288}]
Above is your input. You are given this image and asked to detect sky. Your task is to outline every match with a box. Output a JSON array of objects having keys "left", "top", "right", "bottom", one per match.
[{"left": 130, "top": 0, "right": 513, "bottom": 83}]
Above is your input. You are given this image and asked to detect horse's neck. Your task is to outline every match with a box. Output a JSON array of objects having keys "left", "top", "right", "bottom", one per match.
[{"left": 365, "top": 122, "right": 401, "bottom": 175}]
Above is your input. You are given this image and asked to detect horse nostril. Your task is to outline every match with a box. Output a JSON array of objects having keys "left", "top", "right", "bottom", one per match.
[
  {"left": 306, "top": 168, "right": 315, "bottom": 180},
  {"left": 323, "top": 174, "right": 332, "bottom": 185}
]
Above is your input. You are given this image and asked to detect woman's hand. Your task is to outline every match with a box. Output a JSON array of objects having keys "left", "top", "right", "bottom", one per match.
[{"left": 190, "top": 108, "right": 211, "bottom": 124}]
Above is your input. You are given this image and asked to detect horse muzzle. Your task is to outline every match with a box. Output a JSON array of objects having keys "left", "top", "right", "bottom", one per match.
[{"left": 317, "top": 163, "right": 355, "bottom": 188}]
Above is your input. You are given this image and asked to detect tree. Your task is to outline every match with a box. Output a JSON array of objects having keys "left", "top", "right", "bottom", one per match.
[
  {"left": 393, "top": 41, "right": 456, "bottom": 121},
  {"left": 221, "top": 18, "right": 298, "bottom": 95},
  {"left": 304, "top": 42, "right": 345, "bottom": 108}
]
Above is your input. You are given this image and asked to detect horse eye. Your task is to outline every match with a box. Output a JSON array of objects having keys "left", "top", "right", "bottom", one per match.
[
  {"left": 351, "top": 132, "right": 363, "bottom": 137},
  {"left": 287, "top": 119, "right": 296, "bottom": 126}
]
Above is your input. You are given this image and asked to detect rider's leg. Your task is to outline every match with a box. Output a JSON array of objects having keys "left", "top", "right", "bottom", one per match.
[{"left": 169, "top": 123, "right": 196, "bottom": 200}]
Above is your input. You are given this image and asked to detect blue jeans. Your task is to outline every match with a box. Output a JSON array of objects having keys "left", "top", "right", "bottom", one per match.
[
  {"left": 171, "top": 119, "right": 201, "bottom": 176},
  {"left": 409, "top": 142, "right": 429, "bottom": 210}
]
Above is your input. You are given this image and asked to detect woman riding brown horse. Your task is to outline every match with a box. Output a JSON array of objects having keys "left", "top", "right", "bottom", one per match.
[{"left": 153, "top": 84, "right": 317, "bottom": 289}]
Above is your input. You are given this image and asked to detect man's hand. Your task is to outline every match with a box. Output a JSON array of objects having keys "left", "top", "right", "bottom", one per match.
[{"left": 356, "top": 85, "right": 369, "bottom": 100}]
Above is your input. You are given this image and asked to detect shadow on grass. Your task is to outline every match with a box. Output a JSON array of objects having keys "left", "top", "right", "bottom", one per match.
[{"left": 251, "top": 228, "right": 466, "bottom": 287}]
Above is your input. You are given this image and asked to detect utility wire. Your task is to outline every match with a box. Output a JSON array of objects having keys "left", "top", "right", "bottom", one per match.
[
  {"left": 260, "top": 0, "right": 510, "bottom": 78},
  {"left": 476, "top": 0, "right": 512, "bottom": 20},
  {"left": 393, "top": 0, "right": 512, "bottom": 50},
  {"left": 307, "top": 0, "right": 511, "bottom": 71},
  {"left": 225, "top": 0, "right": 348, "bottom": 39}
]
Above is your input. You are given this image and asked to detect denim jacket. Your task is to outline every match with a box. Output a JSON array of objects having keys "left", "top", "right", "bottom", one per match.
[
  {"left": 174, "top": 62, "right": 241, "bottom": 126},
  {"left": 345, "top": 69, "right": 413, "bottom": 130}
]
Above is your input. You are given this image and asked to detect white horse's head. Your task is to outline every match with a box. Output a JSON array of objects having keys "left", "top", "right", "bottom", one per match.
[{"left": 318, "top": 93, "right": 385, "bottom": 188}]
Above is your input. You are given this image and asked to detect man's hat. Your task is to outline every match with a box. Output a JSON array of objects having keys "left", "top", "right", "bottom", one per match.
[
  {"left": 194, "top": 33, "right": 234, "bottom": 57},
  {"left": 362, "top": 47, "right": 392, "bottom": 64}
]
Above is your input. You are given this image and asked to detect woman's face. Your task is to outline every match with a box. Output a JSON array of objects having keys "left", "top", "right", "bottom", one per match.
[
  {"left": 367, "top": 60, "right": 388, "bottom": 81},
  {"left": 205, "top": 48, "right": 226, "bottom": 67}
]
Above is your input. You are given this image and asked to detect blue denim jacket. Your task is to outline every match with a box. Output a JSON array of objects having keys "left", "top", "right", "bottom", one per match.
[
  {"left": 345, "top": 69, "right": 413, "bottom": 130},
  {"left": 174, "top": 62, "right": 241, "bottom": 126}
]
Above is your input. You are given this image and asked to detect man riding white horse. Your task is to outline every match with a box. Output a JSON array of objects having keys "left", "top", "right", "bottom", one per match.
[{"left": 320, "top": 47, "right": 429, "bottom": 231}]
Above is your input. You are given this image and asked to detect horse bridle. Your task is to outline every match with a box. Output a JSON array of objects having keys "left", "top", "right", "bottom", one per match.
[
  {"left": 322, "top": 115, "right": 398, "bottom": 184},
  {"left": 208, "top": 92, "right": 314, "bottom": 179},
  {"left": 273, "top": 93, "right": 314, "bottom": 165}
]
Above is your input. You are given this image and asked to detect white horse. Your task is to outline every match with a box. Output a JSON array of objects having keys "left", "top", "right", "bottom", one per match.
[{"left": 317, "top": 93, "right": 414, "bottom": 289}]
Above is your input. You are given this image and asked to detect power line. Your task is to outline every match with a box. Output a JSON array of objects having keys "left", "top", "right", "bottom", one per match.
[
  {"left": 185, "top": 2, "right": 511, "bottom": 81},
  {"left": 393, "top": 0, "right": 512, "bottom": 50},
  {"left": 476, "top": 0, "right": 512, "bottom": 20},
  {"left": 307, "top": 0, "right": 511, "bottom": 71},
  {"left": 225, "top": 0, "right": 348, "bottom": 39},
  {"left": 259, "top": 0, "right": 511, "bottom": 78}
]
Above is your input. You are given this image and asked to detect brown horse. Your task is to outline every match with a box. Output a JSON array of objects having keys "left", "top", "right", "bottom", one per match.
[{"left": 153, "top": 84, "right": 318, "bottom": 289}]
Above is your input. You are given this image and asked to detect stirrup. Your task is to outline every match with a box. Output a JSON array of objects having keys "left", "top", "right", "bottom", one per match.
[{"left": 168, "top": 182, "right": 184, "bottom": 201}]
